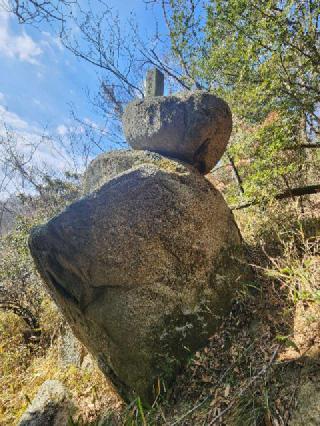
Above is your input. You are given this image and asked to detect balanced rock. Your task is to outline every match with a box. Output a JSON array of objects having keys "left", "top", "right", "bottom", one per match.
[
  {"left": 29, "top": 151, "right": 251, "bottom": 404},
  {"left": 122, "top": 90, "right": 232, "bottom": 174}
]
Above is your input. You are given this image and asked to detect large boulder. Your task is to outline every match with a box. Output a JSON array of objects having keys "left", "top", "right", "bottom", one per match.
[
  {"left": 122, "top": 91, "right": 232, "bottom": 174},
  {"left": 29, "top": 152, "right": 251, "bottom": 404},
  {"left": 18, "top": 380, "right": 74, "bottom": 426}
]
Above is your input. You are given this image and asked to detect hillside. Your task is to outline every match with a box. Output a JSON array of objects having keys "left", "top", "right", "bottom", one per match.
[
  {"left": 0, "top": 0, "right": 319, "bottom": 424},
  {"left": 1, "top": 190, "right": 319, "bottom": 425}
]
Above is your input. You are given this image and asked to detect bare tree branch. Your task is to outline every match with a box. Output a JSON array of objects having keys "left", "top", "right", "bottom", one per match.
[{"left": 232, "top": 184, "right": 320, "bottom": 210}]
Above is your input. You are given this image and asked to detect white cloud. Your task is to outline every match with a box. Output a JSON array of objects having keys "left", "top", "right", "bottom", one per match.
[
  {"left": 0, "top": 10, "right": 42, "bottom": 64},
  {"left": 0, "top": 104, "right": 29, "bottom": 130},
  {"left": 32, "top": 98, "right": 42, "bottom": 107},
  {"left": 56, "top": 123, "right": 86, "bottom": 136},
  {"left": 42, "top": 31, "right": 64, "bottom": 51},
  {"left": 0, "top": 108, "right": 70, "bottom": 171},
  {"left": 0, "top": 104, "right": 76, "bottom": 199},
  {"left": 56, "top": 124, "right": 68, "bottom": 136}
]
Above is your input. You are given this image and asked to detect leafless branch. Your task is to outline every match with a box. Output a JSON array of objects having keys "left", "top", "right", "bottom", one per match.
[{"left": 232, "top": 184, "right": 320, "bottom": 210}]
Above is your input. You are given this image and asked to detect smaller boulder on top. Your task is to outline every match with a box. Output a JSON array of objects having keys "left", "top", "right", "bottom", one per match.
[{"left": 122, "top": 89, "right": 232, "bottom": 175}]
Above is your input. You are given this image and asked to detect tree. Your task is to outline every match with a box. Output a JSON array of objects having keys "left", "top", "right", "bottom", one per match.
[
  {"left": 4, "top": 0, "right": 193, "bottom": 152},
  {"left": 162, "top": 0, "right": 320, "bottom": 203},
  {"left": 4, "top": 0, "right": 319, "bottom": 205},
  {"left": 4, "top": 0, "right": 74, "bottom": 24},
  {"left": 0, "top": 216, "right": 43, "bottom": 340},
  {"left": 0, "top": 157, "right": 80, "bottom": 338}
]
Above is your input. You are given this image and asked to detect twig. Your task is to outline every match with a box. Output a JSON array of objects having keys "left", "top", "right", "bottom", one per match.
[
  {"left": 284, "top": 143, "right": 320, "bottom": 150},
  {"left": 170, "top": 395, "right": 211, "bottom": 426}
]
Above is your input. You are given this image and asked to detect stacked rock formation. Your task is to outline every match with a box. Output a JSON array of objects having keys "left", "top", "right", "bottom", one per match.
[{"left": 29, "top": 82, "right": 252, "bottom": 404}]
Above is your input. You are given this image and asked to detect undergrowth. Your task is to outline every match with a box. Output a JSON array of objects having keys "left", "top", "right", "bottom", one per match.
[
  {"left": 0, "top": 300, "right": 122, "bottom": 425},
  {"left": 0, "top": 197, "right": 319, "bottom": 425}
]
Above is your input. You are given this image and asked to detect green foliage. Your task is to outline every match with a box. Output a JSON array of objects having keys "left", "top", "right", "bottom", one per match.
[
  {"left": 0, "top": 215, "right": 44, "bottom": 328},
  {"left": 275, "top": 335, "right": 300, "bottom": 352},
  {"left": 204, "top": 0, "right": 319, "bottom": 118},
  {"left": 226, "top": 112, "right": 302, "bottom": 202},
  {"left": 168, "top": 0, "right": 319, "bottom": 204},
  {"left": 205, "top": 0, "right": 319, "bottom": 203}
]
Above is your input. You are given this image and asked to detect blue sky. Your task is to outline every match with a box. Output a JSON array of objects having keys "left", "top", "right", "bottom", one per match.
[
  {"left": 0, "top": 0, "right": 164, "bottom": 135},
  {"left": 0, "top": 0, "right": 168, "bottom": 196}
]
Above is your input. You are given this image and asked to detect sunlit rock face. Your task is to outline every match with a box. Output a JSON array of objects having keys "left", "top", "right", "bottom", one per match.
[
  {"left": 29, "top": 151, "right": 251, "bottom": 404},
  {"left": 122, "top": 91, "right": 232, "bottom": 175}
]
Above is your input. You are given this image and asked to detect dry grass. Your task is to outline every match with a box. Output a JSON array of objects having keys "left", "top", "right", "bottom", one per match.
[
  {"left": 0, "top": 300, "right": 123, "bottom": 425},
  {"left": 146, "top": 197, "right": 320, "bottom": 425},
  {"left": 1, "top": 197, "right": 319, "bottom": 425}
]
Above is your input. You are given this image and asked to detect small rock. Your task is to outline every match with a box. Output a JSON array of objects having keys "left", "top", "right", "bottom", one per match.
[
  {"left": 18, "top": 380, "right": 74, "bottom": 426},
  {"left": 122, "top": 90, "right": 232, "bottom": 174},
  {"left": 59, "top": 325, "right": 86, "bottom": 367},
  {"left": 81, "top": 353, "right": 95, "bottom": 371}
]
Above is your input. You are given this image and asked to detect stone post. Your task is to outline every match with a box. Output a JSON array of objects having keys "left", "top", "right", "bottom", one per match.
[{"left": 144, "top": 68, "right": 164, "bottom": 97}]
